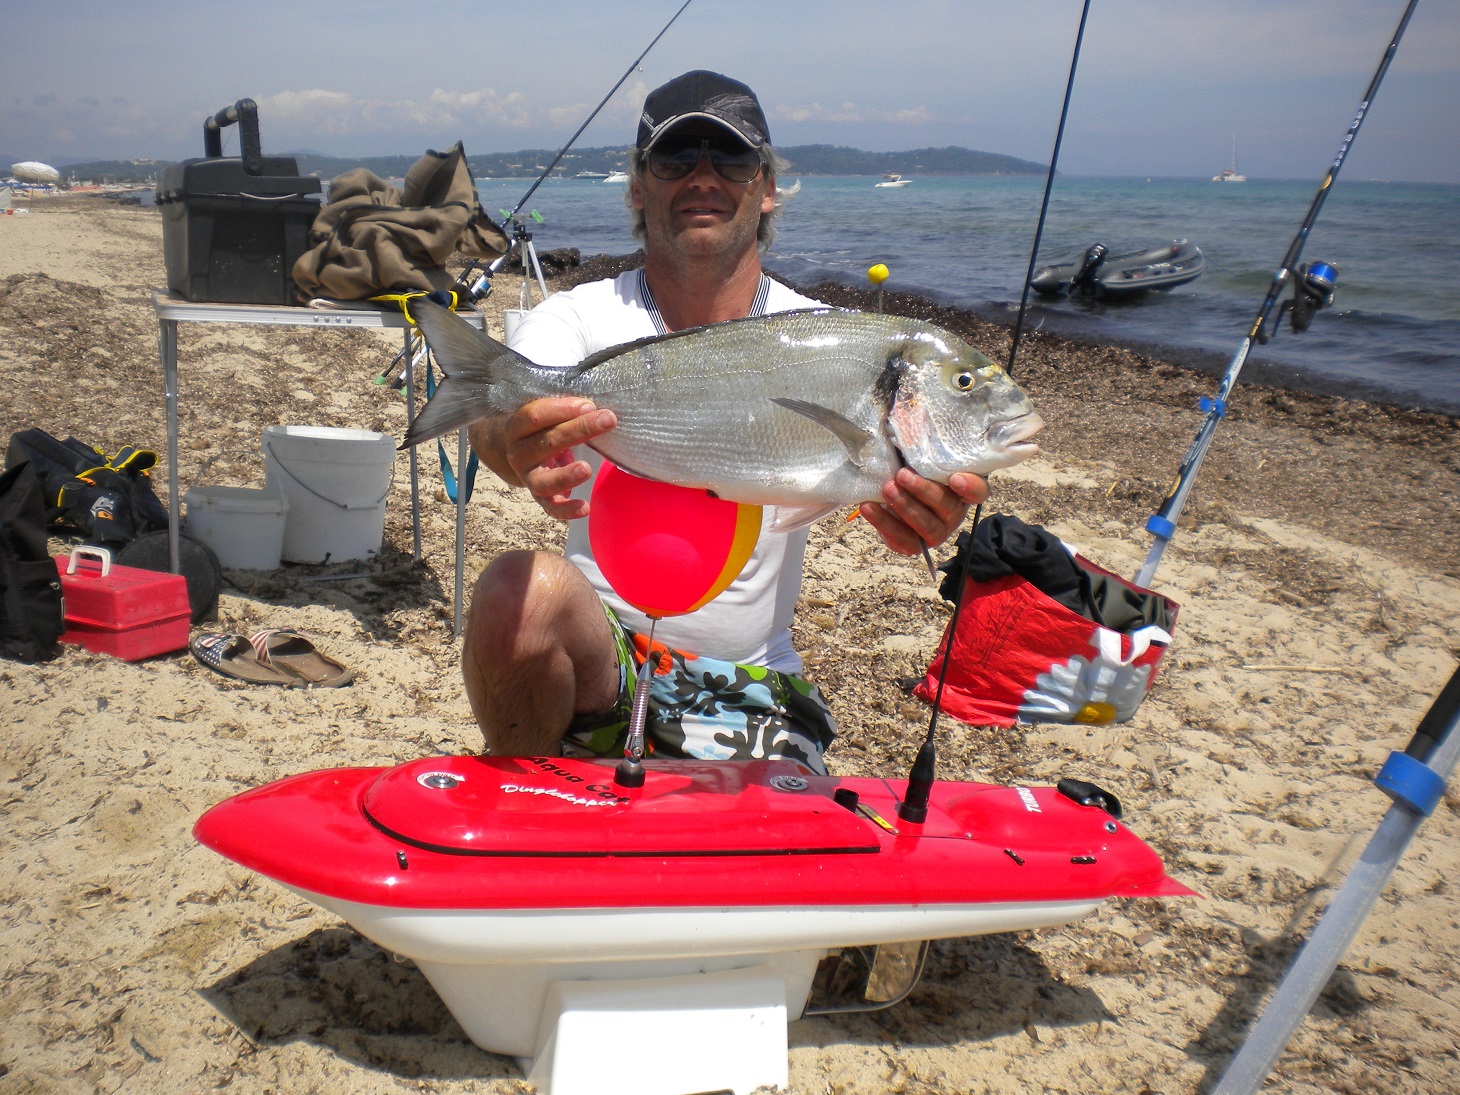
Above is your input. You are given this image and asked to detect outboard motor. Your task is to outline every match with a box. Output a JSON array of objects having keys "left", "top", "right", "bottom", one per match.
[{"left": 1069, "top": 242, "right": 1108, "bottom": 297}]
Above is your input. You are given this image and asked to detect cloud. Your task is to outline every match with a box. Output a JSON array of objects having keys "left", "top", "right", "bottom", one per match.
[
  {"left": 774, "top": 102, "right": 932, "bottom": 126},
  {"left": 255, "top": 87, "right": 545, "bottom": 139},
  {"left": 547, "top": 102, "right": 593, "bottom": 130}
]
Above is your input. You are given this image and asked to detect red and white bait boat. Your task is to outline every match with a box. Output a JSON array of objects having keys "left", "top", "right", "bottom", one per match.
[{"left": 196, "top": 753, "right": 1191, "bottom": 1094}]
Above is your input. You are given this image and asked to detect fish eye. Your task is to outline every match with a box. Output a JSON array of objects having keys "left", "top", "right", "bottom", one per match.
[{"left": 954, "top": 369, "right": 977, "bottom": 392}]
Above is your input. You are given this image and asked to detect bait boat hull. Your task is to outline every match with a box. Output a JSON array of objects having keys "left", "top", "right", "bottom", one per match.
[{"left": 195, "top": 755, "right": 1192, "bottom": 1067}]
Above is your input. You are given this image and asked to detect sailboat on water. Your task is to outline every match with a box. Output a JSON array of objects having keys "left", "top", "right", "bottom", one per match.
[{"left": 1213, "top": 136, "right": 1246, "bottom": 182}]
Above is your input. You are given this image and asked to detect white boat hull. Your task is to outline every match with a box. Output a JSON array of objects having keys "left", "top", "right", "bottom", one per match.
[{"left": 296, "top": 886, "right": 1101, "bottom": 1057}]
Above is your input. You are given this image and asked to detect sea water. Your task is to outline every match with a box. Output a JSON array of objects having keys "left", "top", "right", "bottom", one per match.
[{"left": 473, "top": 174, "right": 1460, "bottom": 415}]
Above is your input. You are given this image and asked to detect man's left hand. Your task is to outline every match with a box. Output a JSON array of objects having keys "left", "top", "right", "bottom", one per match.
[{"left": 858, "top": 469, "right": 989, "bottom": 557}]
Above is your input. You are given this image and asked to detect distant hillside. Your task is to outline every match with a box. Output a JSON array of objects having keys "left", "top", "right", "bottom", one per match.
[
  {"left": 298, "top": 144, "right": 1047, "bottom": 180},
  {"left": 48, "top": 144, "right": 1046, "bottom": 186},
  {"left": 35, "top": 158, "right": 168, "bottom": 185},
  {"left": 782, "top": 145, "right": 1045, "bottom": 177}
]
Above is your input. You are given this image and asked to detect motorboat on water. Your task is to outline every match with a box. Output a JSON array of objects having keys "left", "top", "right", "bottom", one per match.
[
  {"left": 603, "top": 170, "right": 629, "bottom": 183},
  {"left": 874, "top": 173, "right": 911, "bottom": 188},
  {"left": 1030, "top": 239, "right": 1205, "bottom": 299},
  {"left": 196, "top": 752, "right": 1191, "bottom": 1093}
]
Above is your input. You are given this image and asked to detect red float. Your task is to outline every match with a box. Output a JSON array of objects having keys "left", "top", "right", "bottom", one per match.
[{"left": 588, "top": 460, "right": 762, "bottom": 618}]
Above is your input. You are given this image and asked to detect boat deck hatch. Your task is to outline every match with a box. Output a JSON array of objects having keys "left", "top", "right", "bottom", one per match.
[{"left": 362, "top": 756, "right": 884, "bottom": 857}]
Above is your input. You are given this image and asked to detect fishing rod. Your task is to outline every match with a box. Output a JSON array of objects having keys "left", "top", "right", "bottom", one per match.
[
  {"left": 1003, "top": 0, "right": 1092, "bottom": 377},
  {"left": 1133, "top": 0, "right": 1419, "bottom": 590},
  {"left": 457, "top": 0, "right": 695, "bottom": 300},
  {"left": 900, "top": 0, "right": 1093, "bottom": 824},
  {"left": 508, "top": 0, "right": 692, "bottom": 224},
  {"left": 432, "top": 0, "right": 694, "bottom": 534}
]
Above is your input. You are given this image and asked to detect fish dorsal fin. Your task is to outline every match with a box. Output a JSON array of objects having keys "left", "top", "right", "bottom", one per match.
[
  {"left": 570, "top": 343, "right": 632, "bottom": 376},
  {"left": 569, "top": 308, "right": 853, "bottom": 377},
  {"left": 770, "top": 397, "right": 875, "bottom": 462},
  {"left": 768, "top": 502, "right": 840, "bottom": 533}
]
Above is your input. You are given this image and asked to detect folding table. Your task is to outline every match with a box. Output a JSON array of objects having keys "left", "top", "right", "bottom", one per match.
[{"left": 151, "top": 290, "right": 481, "bottom": 634}]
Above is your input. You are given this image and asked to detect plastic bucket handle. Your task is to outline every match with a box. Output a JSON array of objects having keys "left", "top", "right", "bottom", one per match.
[{"left": 262, "top": 438, "right": 393, "bottom": 511}]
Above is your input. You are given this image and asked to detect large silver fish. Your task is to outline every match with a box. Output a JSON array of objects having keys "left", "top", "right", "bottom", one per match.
[{"left": 404, "top": 299, "right": 1043, "bottom": 527}]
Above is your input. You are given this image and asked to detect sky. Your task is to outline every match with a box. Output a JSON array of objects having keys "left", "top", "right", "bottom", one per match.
[{"left": 3, "top": 0, "right": 1457, "bottom": 183}]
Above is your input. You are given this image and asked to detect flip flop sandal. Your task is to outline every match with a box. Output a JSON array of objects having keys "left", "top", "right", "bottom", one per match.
[
  {"left": 190, "top": 632, "right": 301, "bottom": 687},
  {"left": 250, "top": 629, "right": 354, "bottom": 688}
]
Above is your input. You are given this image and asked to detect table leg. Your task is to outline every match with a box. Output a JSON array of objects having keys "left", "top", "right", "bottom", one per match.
[
  {"left": 159, "top": 317, "right": 181, "bottom": 574},
  {"left": 403, "top": 327, "right": 422, "bottom": 561},
  {"left": 455, "top": 427, "right": 468, "bottom": 636}
]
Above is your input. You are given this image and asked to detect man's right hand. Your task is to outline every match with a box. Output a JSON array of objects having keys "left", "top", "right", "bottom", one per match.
[{"left": 469, "top": 397, "right": 617, "bottom": 521}]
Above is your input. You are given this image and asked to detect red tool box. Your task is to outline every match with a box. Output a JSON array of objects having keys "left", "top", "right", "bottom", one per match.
[{"left": 55, "top": 547, "right": 190, "bottom": 662}]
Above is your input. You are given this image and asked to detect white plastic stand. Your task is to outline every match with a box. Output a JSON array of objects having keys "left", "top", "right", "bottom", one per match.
[{"left": 523, "top": 965, "right": 789, "bottom": 1095}]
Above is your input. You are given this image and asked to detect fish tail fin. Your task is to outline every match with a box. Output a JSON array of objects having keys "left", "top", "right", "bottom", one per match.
[{"left": 401, "top": 300, "right": 521, "bottom": 448}]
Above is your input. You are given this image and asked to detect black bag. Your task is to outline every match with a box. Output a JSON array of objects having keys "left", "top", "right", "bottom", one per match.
[
  {"left": 0, "top": 462, "right": 65, "bottom": 663},
  {"left": 5, "top": 429, "right": 169, "bottom": 546}
]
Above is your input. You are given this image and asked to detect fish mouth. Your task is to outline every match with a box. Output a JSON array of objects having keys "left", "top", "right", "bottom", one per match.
[{"left": 989, "top": 411, "right": 1045, "bottom": 452}]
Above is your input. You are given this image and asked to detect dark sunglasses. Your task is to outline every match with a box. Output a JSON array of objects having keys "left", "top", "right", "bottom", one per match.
[{"left": 645, "top": 138, "right": 763, "bottom": 184}]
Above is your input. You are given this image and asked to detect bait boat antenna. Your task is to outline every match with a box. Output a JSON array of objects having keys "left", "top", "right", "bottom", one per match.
[
  {"left": 614, "top": 619, "right": 660, "bottom": 788},
  {"left": 1134, "top": 0, "right": 1418, "bottom": 590},
  {"left": 900, "top": 0, "right": 1093, "bottom": 824}
]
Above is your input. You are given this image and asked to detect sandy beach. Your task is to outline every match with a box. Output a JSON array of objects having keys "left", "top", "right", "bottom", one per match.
[{"left": 2, "top": 192, "right": 1458, "bottom": 1094}]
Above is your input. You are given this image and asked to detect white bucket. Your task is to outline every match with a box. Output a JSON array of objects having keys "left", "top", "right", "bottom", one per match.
[
  {"left": 184, "top": 485, "right": 288, "bottom": 570},
  {"left": 503, "top": 308, "right": 529, "bottom": 342},
  {"left": 262, "top": 425, "right": 395, "bottom": 564}
]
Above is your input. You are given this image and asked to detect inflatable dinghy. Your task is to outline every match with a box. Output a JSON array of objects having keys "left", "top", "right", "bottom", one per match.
[{"left": 1031, "top": 239, "right": 1205, "bottom": 298}]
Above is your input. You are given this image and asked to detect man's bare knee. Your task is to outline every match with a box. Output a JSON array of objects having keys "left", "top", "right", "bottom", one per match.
[
  {"left": 462, "top": 551, "right": 619, "bottom": 755},
  {"left": 465, "top": 550, "right": 552, "bottom": 660}
]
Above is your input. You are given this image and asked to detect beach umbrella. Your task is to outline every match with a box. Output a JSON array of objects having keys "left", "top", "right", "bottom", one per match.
[
  {"left": 11, "top": 161, "right": 60, "bottom": 185},
  {"left": 1213, "top": 663, "right": 1460, "bottom": 1094}
]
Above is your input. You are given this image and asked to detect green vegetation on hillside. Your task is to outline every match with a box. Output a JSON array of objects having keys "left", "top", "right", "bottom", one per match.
[{"left": 47, "top": 144, "right": 1046, "bottom": 186}]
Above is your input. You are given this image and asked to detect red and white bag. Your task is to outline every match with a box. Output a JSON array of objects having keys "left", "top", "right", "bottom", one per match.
[{"left": 914, "top": 555, "right": 1178, "bottom": 728}]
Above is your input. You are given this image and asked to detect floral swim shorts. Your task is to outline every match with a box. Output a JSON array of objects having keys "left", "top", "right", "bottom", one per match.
[{"left": 562, "top": 608, "right": 838, "bottom": 774}]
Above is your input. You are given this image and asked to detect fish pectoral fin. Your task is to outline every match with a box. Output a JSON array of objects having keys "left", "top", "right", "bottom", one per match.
[
  {"left": 768, "top": 502, "right": 840, "bottom": 533},
  {"left": 770, "top": 397, "right": 875, "bottom": 463}
]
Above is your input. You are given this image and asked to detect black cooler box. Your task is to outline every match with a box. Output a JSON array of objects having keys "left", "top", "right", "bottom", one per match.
[{"left": 156, "top": 99, "right": 322, "bottom": 305}]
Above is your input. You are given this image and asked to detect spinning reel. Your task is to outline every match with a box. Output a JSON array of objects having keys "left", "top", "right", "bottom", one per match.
[{"left": 1262, "top": 260, "right": 1338, "bottom": 341}]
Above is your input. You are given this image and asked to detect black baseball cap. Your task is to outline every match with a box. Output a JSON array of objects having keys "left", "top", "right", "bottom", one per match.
[{"left": 636, "top": 70, "right": 771, "bottom": 152}]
